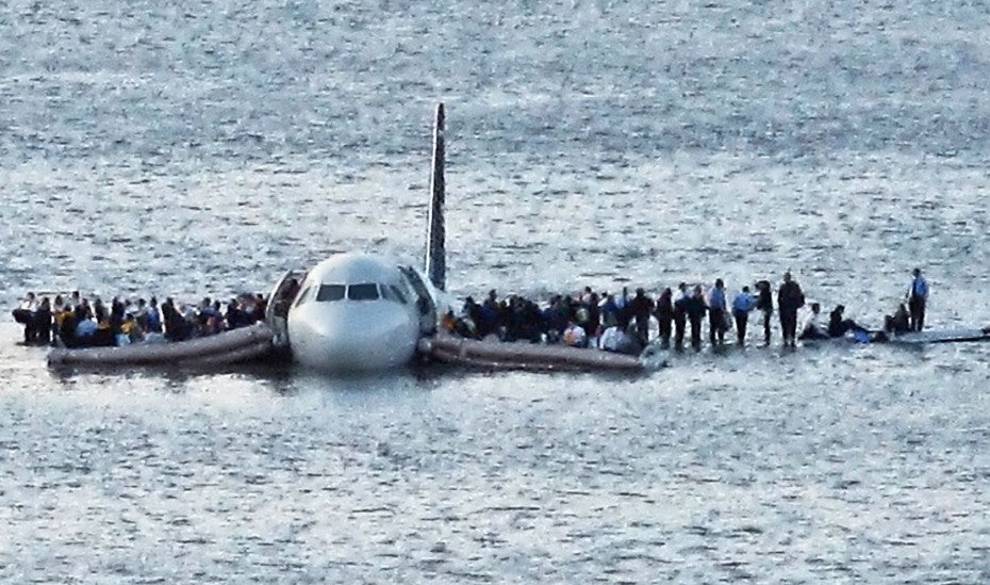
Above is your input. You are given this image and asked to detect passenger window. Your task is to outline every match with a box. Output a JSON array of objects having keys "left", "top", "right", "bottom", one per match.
[
  {"left": 316, "top": 285, "right": 346, "bottom": 302},
  {"left": 348, "top": 283, "right": 380, "bottom": 301}
]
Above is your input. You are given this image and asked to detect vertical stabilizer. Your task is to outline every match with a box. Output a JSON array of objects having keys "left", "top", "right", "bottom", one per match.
[{"left": 425, "top": 102, "right": 446, "bottom": 291}]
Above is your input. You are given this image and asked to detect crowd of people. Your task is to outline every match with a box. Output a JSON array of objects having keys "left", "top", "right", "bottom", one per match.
[
  {"left": 10, "top": 269, "right": 933, "bottom": 356},
  {"left": 11, "top": 291, "right": 269, "bottom": 348},
  {"left": 443, "top": 269, "right": 932, "bottom": 354}
]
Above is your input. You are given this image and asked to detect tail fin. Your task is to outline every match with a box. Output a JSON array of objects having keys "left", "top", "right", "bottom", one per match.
[{"left": 425, "top": 102, "right": 446, "bottom": 291}]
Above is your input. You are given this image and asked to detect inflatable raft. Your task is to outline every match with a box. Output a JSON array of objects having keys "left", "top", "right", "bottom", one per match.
[
  {"left": 420, "top": 334, "right": 646, "bottom": 372},
  {"left": 47, "top": 323, "right": 275, "bottom": 368}
]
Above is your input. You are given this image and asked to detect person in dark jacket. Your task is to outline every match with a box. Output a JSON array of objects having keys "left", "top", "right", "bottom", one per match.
[
  {"left": 654, "top": 288, "right": 674, "bottom": 349},
  {"left": 60, "top": 307, "right": 80, "bottom": 348},
  {"left": 33, "top": 297, "right": 52, "bottom": 345},
  {"left": 629, "top": 288, "right": 654, "bottom": 346},
  {"left": 109, "top": 297, "right": 125, "bottom": 336},
  {"left": 755, "top": 280, "right": 773, "bottom": 346},
  {"left": 777, "top": 272, "right": 805, "bottom": 347},
  {"left": 673, "top": 283, "right": 689, "bottom": 351},
  {"left": 685, "top": 285, "right": 708, "bottom": 351},
  {"left": 830, "top": 305, "right": 869, "bottom": 338}
]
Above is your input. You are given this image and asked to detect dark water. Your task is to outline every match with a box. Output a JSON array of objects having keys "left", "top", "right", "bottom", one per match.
[{"left": 2, "top": 0, "right": 990, "bottom": 582}]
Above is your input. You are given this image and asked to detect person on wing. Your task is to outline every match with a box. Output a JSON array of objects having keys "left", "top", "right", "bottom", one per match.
[
  {"left": 732, "top": 286, "right": 757, "bottom": 345},
  {"left": 600, "top": 293, "right": 620, "bottom": 329},
  {"left": 884, "top": 303, "right": 911, "bottom": 335},
  {"left": 828, "top": 305, "right": 869, "bottom": 338},
  {"left": 907, "top": 268, "right": 928, "bottom": 331},
  {"left": 582, "top": 292, "right": 601, "bottom": 342},
  {"left": 798, "top": 302, "right": 830, "bottom": 340},
  {"left": 755, "top": 280, "right": 773, "bottom": 346},
  {"left": 777, "top": 272, "right": 805, "bottom": 347},
  {"left": 146, "top": 297, "right": 162, "bottom": 333},
  {"left": 654, "top": 287, "right": 674, "bottom": 349},
  {"left": 598, "top": 321, "right": 642, "bottom": 356},
  {"left": 629, "top": 288, "right": 654, "bottom": 346},
  {"left": 672, "top": 283, "right": 690, "bottom": 351},
  {"left": 685, "top": 285, "right": 708, "bottom": 351},
  {"left": 708, "top": 279, "right": 728, "bottom": 346},
  {"left": 562, "top": 320, "right": 588, "bottom": 348},
  {"left": 615, "top": 286, "right": 630, "bottom": 314}
]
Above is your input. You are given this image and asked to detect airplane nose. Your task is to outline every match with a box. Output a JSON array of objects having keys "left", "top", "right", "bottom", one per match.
[{"left": 290, "top": 304, "right": 418, "bottom": 371}]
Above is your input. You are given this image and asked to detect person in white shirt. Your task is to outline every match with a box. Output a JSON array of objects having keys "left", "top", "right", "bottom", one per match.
[
  {"left": 12, "top": 292, "right": 38, "bottom": 343},
  {"left": 563, "top": 321, "right": 588, "bottom": 348},
  {"left": 798, "top": 303, "right": 829, "bottom": 340}
]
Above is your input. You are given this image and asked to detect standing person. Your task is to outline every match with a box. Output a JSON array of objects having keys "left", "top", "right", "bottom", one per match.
[
  {"left": 777, "top": 272, "right": 805, "bottom": 347},
  {"left": 685, "top": 285, "right": 708, "bottom": 351},
  {"left": 629, "top": 288, "right": 654, "bottom": 346},
  {"left": 12, "top": 292, "right": 37, "bottom": 343},
  {"left": 654, "top": 287, "right": 674, "bottom": 349},
  {"left": 600, "top": 293, "right": 619, "bottom": 329},
  {"left": 908, "top": 268, "right": 929, "bottom": 331},
  {"left": 756, "top": 280, "right": 773, "bottom": 345},
  {"left": 755, "top": 280, "right": 773, "bottom": 345},
  {"left": 732, "top": 286, "right": 757, "bottom": 345},
  {"left": 708, "top": 279, "right": 728, "bottom": 346},
  {"left": 147, "top": 297, "right": 163, "bottom": 333},
  {"left": 673, "top": 283, "right": 689, "bottom": 351},
  {"left": 33, "top": 297, "right": 52, "bottom": 345}
]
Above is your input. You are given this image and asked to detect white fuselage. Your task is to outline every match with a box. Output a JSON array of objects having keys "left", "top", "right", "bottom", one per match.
[{"left": 286, "top": 254, "right": 427, "bottom": 372}]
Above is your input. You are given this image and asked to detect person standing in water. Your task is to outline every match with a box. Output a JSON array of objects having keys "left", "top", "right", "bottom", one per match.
[
  {"left": 907, "top": 268, "right": 929, "bottom": 331},
  {"left": 777, "top": 272, "right": 805, "bottom": 347}
]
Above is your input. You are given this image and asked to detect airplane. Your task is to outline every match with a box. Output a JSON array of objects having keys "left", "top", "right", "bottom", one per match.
[{"left": 267, "top": 104, "right": 453, "bottom": 372}]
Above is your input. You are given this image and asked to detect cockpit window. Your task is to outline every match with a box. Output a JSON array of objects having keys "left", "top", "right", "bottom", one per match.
[
  {"left": 316, "top": 285, "right": 346, "bottom": 302},
  {"left": 389, "top": 285, "right": 408, "bottom": 304},
  {"left": 347, "top": 283, "right": 380, "bottom": 301},
  {"left": 380, "top": 284, "right": 408, "bottom": 304}
]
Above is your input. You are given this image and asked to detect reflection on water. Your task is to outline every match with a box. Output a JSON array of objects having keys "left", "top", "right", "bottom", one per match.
[{"left": 1, "top": 325, "right": 988, "bottom": 582}]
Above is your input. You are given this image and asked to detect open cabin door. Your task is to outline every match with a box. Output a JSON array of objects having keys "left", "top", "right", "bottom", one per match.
[
  {"left": 265, "top": 269, "right": 308, "bottom": 348},
  {"left": 400, "top": 265, "right": 438, "bottom": 336}
]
